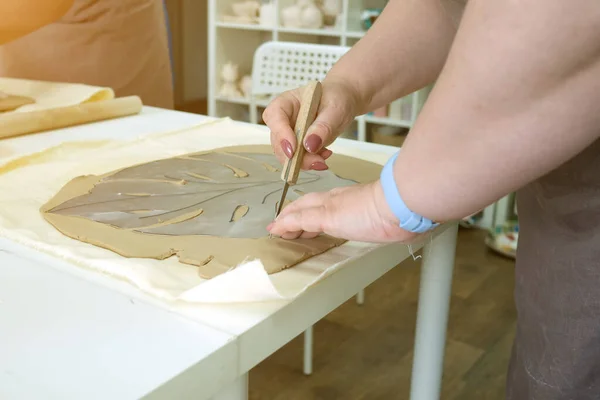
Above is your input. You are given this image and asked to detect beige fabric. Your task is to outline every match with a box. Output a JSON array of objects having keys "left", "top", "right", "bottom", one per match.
[
  {"left": 0, "top": 119, "right": 393, "bottom": 303},
  {"left": 0, "top": 92, "right": 34, "bottom": 112},
  {"left": 0, "top": 0, "right": 173, "bottom": 109},
  {"left": 0, "top": 77, "right": 114, "bottom": 113}
]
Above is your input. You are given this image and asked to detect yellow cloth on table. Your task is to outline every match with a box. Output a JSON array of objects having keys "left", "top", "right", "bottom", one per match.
[
  {"left": 0, "top": 119, "right": 389, "bottom": 304},
  {"left": 0, "top": 77, "right": 114, "bottom": 113}
]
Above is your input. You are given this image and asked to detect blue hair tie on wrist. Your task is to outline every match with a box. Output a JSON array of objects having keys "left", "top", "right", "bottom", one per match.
[{"left": 380, "top": 151, "right": 438, "bottom": 233}]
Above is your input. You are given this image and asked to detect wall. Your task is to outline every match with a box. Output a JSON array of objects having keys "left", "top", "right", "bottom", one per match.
[{"left": 164, "top": 0, "right": 208, "bottom": 107}]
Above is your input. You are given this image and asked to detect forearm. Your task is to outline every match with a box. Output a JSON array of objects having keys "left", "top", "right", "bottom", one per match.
[
  {"left": 325, "top": 0, "right": 464, "bottom": 114},
  {"left": 0, "top": 0, "right": 73, "bottom": 45},
  {"left": 390, "top": 0, "right": 600, "bottom": 223}
]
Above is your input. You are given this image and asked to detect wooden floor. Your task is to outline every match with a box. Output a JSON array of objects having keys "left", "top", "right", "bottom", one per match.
[{"left": 249, "top": 228, "right": 517, "bottom": 400}]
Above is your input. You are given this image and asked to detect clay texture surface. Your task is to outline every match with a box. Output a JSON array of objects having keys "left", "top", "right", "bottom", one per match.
[{"left": 41, "top": 145, "right": 382, "bottom": 278}]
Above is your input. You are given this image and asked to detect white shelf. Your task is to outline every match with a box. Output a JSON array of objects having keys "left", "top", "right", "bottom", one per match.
[
  {"left": 216, "top": 22, "right": 272, "bottom": 32},
  {"left": 216, "top": 22, "right": 363, "bottom": 39},
  {"left": 346, "top": 31, "right": 366, "bottom": 38},
  {"left": 216, "top": 96, "right": 271, "bottom": 107},
  {"left": 208, "top": 0, "right": 428, "bottom": 142},
  {"left": 215, "top": 96, "right": 251, "bottom": 105},
  {"left": 277, "top": 27, "right": 344, "bottom": 37},
  {"left": 364, "top": 115, "right": 412, "bottom": 128}
]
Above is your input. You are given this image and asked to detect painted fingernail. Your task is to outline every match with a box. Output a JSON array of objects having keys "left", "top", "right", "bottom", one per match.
[
  {"left": 281, "top": 139, "right": 294, "bottom": 159},
  {"left": 310, "top": 161, "right": 328, "bottom": 171},
  {"left": 321, "top": 149, "right": 333, "bottom": 160},
  {"left": 304, "top": 135, "right": 322, "bottom": 153},
  {"left": 266, "top": 222, "right": 274, "bottom": 231}
]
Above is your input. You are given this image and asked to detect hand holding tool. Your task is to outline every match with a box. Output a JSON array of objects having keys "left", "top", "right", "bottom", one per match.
[{"left": 275, "top": 81, "right": 323, "bottom": 217}]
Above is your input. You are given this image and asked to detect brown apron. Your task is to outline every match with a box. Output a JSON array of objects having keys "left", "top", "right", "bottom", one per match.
[
  {"left": 507, "top": 139, "right": 600, "bottom": 399},
  {"left": 0, "top": 0, "right": 173, "bottom": 109}
]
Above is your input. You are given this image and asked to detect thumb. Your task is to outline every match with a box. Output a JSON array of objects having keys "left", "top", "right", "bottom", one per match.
[{"left": 303, "top": 104, "right": 350, "bottom": 153}]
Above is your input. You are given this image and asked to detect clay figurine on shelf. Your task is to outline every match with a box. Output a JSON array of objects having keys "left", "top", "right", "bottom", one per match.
[
  {"left": 281, "top": 0, "right": 324, "bottom": 29},
  {"left": 219, "top": 63, "right": 243, "bottom": 98},
  {"left": 320, "top": 0, "right": 342, "bottom": 27},
  {"left": 239, "top": 75, "right": 252, "bottom": 98},
  {"left": 222, "top": 0, "right": 260, "bottom": 24},
  {"left": 360, "top": 8, "right": 383, "bottom": 30},
  {"left": 281, "top": 3, "right": 302, "bottom": 28},
  {"left": 259, "top": 1, "right": 276, "bottom": 27}
]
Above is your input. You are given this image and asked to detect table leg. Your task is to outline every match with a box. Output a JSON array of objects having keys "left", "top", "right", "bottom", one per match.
[
  {"left": 494, "top": 195, "right": 511, "bottom": 229},
  {"left": 303, "top": 325, "right": 313, "bottom": 375},
  {"left": 210, "top": 374, "right": 248, "bottom": 400},
  {"left": 356, "top": 289, "right": 365, "bottom": 305},
  {"left": 409, "top": 223, "right": 459, "bottom": 400}
]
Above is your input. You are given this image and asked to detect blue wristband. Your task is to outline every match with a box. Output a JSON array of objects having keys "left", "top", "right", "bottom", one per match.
[{"left": 379, "top": 151, "right": 439, "bottom": 233}]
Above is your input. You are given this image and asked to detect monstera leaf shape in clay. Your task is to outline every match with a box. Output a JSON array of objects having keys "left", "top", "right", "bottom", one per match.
[
  {"left": 41, "top": 145, "right": 383, "bottom": 278},
  {"left": 46, "top": 150, "right": 356, "bottom": 239}
]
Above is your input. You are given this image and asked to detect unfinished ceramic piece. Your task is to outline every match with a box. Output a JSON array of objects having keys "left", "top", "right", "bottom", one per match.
[
  {"left": 46, "top": 149, "right": 357, "bottom": 238},
  {"left": 41, "top": 145, "right": 382, "bottom": 278}
]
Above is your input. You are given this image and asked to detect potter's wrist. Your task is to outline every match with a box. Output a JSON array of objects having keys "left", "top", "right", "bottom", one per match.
[
  {"left": 322, "top": 74, "right": 371, "bottom": 116},
  {"left": 372, "top": 180, "right": 401, "bottom": 227},
  {"left": 378, "top": 152, "right": 439, "bottom": 233}
]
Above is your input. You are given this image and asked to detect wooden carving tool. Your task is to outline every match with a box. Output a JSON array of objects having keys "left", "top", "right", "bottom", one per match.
[
  {"left": 0, "top": 96, "right": 143, "bottom": 140},
  {"left": 275, "top": 81, "right": 323, "bottom": 217}
]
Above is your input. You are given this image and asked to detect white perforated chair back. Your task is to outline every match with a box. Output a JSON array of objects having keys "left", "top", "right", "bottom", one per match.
[{"left": 251, "top": 41, "right": 350, "bottom": 96}]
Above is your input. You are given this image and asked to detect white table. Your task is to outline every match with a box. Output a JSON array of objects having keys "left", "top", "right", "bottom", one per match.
[{"left": 0, "top": 107, "right": 459, "bottom": 400}]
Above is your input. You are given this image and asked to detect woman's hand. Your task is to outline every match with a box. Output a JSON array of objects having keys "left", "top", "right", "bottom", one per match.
[
  {"left": 262, "top": 79, "right": 363, "bottom": 171},
  {"left": 267, "top": 180, "right": 429, "bottom": 244}
]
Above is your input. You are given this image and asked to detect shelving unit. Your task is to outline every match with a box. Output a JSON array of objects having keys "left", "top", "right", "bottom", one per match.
[{"left": 208, "top": 0, "right": 429, "bottom": 142}]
